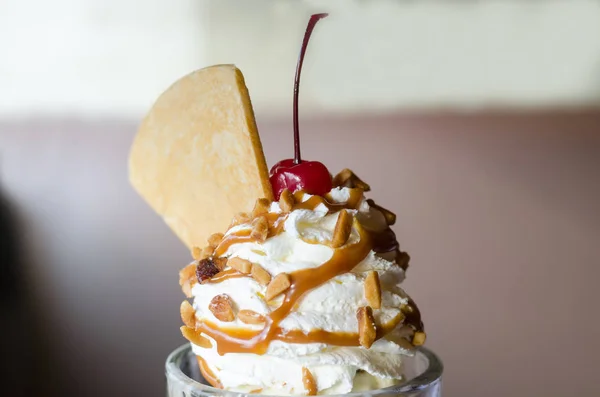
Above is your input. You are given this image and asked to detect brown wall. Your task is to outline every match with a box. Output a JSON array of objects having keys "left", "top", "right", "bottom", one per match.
[{"left": 1, "top": 111, "right": 599, "bottom": 396}]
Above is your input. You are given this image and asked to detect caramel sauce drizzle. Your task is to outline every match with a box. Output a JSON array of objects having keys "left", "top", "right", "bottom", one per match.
[
  {"left": 196, "top": 356, "right": 222, "bottom": 388},
  {"left": 214, "top": 212, "right": 288, "bottom": 257},
  {"left": 199, "top": 223, "right": 372, "bottom": 355},
  {"left": 198, "top": 312, "right": 404, "bottom": 355},
  {"left": 206, "top": 268, "right": 246, "bottom": 284},
  {"left": 201, "top": 188, "right": 415, "bottom": 355},
  {"left": 294, "top": 188, "right": 363, "bottom": 212}
]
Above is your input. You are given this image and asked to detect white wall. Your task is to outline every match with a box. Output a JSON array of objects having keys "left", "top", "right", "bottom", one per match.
[{"left": 1, "top": 0, "right": 600, "bottom": 117}]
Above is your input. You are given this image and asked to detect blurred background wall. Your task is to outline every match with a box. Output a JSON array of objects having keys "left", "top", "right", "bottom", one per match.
[{"left": 1, "top": 1, "right": 600, "bottom": 397}]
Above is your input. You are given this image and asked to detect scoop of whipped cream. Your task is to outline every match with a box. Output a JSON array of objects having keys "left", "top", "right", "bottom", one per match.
[{"left": 186, "top": 187, "right": 418, "bottom": 395}]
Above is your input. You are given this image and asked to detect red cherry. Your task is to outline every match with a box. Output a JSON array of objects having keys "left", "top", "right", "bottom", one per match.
[
  {"left": 270, "top": 159, "right": 332, "bottom": 199},
  {"left": 270, "top": 13, "right": 331, "bottom": 200}
]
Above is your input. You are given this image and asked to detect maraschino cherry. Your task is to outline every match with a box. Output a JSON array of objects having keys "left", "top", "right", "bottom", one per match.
[{"left": 269, "top": 13, "right": 333, "bottom": 200}]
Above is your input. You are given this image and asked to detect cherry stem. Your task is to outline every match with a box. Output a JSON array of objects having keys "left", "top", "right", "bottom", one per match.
[{"left": 293, "top": 13, "right": 328, "bottom": 165}]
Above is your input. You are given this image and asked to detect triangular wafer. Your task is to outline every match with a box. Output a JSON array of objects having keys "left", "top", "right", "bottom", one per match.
[{"left": 129, "top": 64, "right": 273, "bottom": 249}]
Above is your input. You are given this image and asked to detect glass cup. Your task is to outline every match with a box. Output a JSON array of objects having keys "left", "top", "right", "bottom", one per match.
[{"left": 165, "top": 344, "right": 443, "bottom": 397}]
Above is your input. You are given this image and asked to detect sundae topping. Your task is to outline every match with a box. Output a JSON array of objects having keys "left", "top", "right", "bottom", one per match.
[
  {"left": 302, "top": 367, "right": 318, "bottom": 396},
  {"left": 364, "top": 271, "right": 382, "bottom": 310},
  {"left": 196, "top": 258, "right": 224, "bottom": 283},
  {"left": 209, "top": 294, "right": 236, "bottom": 322},
  {"left": 179, "top": 169, "right": 424, "bottom": 394},
  {"left": 357, "top": 306, "right": 377, "bottom": 349}
]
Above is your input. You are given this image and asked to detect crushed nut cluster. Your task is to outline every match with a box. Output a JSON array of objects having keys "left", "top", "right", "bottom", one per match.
[
  {"left": 331, "top": 209, "right": 353, "bottom": 248},
  {"left": 357, "top": 306, "right": 377, "bottom": 348},
  {"left": 333, "top": 168, "right": 371, "bottom": 192}
]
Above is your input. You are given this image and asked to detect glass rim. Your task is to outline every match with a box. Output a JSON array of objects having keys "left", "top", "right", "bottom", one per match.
[{"left": 166, "top": 343, "right": 443, "bottom": 397}]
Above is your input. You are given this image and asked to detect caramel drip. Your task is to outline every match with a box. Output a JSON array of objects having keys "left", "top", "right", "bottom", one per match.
[
  {"left": 302, "top": 367, "right": 317, "bottom": 396},
  {"left": 196, "top": 312, "right": 404, "bottom": 355},
  {"left": 202, "top": 189, "right": 415, "bottom": 355},
  {"left": 214, "top": 213, "right": 288, "bottom": 257},
  {"left": 199, "top": 224, "right": 372, "bottom": 355},
  {"left": 294, "top": 189, "right": 363, "bottom": 212},
  {"left": 196, "top": 356, "right": 222, "bottom": 389},
  {"left": 206, "top": 268, "right": 247, "bottom": 284},
  {"left": 215, "top": 229, "right": 253, "bottom": 257}
]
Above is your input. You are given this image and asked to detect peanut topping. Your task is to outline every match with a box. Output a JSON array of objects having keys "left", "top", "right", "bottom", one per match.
[
  {"left": 200, "top": 246, "right": 215, "bottom": 260},
  {"left": 180, "top": 326, "right": 212, "bottom": 348},
  {"left": 266, "top": 273, "right": 292, "bottom": 301},
  {"left": 232, "top": 212, "right": 251, "bottom": 226},
  {"left": 412, "top": 331, "right": 426, "bottom": 346},
  {"left": 180, "top": 300, "right": 196, "bottom": 328},
  {"left": 364, "top": 271, "right": 382, "bottom": 309},
  {"left": 333, "top": 168, "right": 371, "bottom": 192},
  {"left": 207, "top": 232, "right": 224, "bottom": 248},
  {"left": 251, "top": 216, "right": 269, "bottom": 242},
  {"left": 209, "top": 294, "right": 236, "bottom": 322},
  {"left": 279, "top": 188, "right": 295, "bottom": 212},
  {"left": 302, "top": 367, "right": 318, "bottom": 396},
  {"left": 252, "top": 198, "right": 271, "bottom": 218},
  {"left": 179, "top": 263, "right": 197, "bottom": 297},
  {"left": 227, "top": 257, "right": 253, "bottom": 274},
  {"left": 191, "top": 246, "right": 202, "bottom": 260},
  {"left": 214, "top": 257, "right": 228, "bottom": 271},
  {"left": 357, "top": 306, "right": 377, "bottom": 348},
  {"left": 331, "top": 210, "right": 353, "bottom": 248},
  {"left": 251, "top": 263, "right": 272, "bottom": 286},
  {"left": 238, "top": 309, "right": 266, "bottom": 325},
  {"left": 366, "top": 199, "right": 396, "bottom": 226}
]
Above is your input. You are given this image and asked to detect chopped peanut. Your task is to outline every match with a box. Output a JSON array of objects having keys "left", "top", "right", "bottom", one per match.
[
  {"left": 331, "top": 210, "right": 353, "bottom": 248},
  {"left": 364, "top": 271, "right": 382, "bottom": 309},
  {"left": 228, "top": 257, "right": 253, "bottom": 274},
  {"left": 357, "top": 306, "right": 377, "bottom": 348},
  {"left": 266, "top": 273, "right": 291, "bottom": 301},
  {"left": 251, "top": 264, "right": 272, "bottom": 286},
  {"left": 209, "top": 294, "right": 235, "bottom": 322}
]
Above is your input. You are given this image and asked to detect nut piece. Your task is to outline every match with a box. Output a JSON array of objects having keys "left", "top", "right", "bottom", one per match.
[
  {"left": 231, "top": 212, "right": 252, "bottom": 226},
  {"left": 191, "top": 246, "right": 202, "bottom": 260},
  {"left": 213, "top": 257, "right": 228, "bottom": 271},
  {"left": 251, "top": 264, "right": 272, "bottom": 286},
  {"left": 207, "top": 233, "right": 224, "bottom": 248},
  {"left": 209, "top": 294, "right": 236, "bottom": 322},
  {"left": 357, "top": 306, "right": 377, "bottom": 348},
  {"left": 200, "top": 246, "right": 214, "bottom": 260},
  {"left": 266, "top": 273, "right": 292, "bottom": 301},
  {"left": 180, "top": 300, "right": 197, "bottom": 328},
  {"left": 228, "top": 257, "right": 253, "bottom": 274},
  {"left": 180, "top": 326, "right": 212, "bottom": 348},
  {"left": 364, "top": 271, "right": 382, "bottom": 309},
  {"left": 333, "top": 168, "right": 371, "bottom": 192},
  {"left": 251, "top": 216, "right": 269, "bottom": 242},
  {"left": 331, "top": 210, "right": 353, "bottom": 248},
  {"left": 179, "top": 263, "right": 197, "bottom": 297},
  {"left": 279, "top": 188, "right": 295, "bottom": 212},
  {"left": 302, "top": 367, "right": 317, "bottom": 396},
  {"left": 238, "top": 309, "right": 266, "bottom": 325},
  {"left": 252, "top": 198, "right": 271, "bottom": 218},
  {"left": 366, "top": 199, "right": 396, "bottom": 226},
  {"left": 412, "top": 331, "right": 426, "bottom": 346}
]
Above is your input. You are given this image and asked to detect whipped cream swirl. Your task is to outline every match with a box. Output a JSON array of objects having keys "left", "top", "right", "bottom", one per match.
[{"left": 187, "top": 188, "right": 418, "bottom": 395}]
